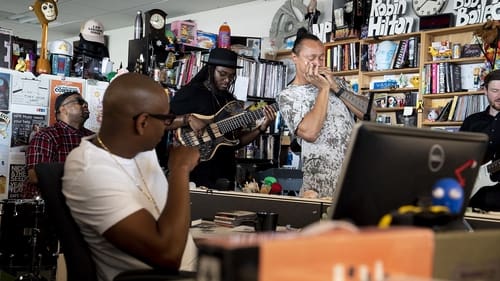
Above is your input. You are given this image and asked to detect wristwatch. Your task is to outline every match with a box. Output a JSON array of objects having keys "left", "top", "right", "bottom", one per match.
[{"left": 334, "top": 88, "right": 344, "bottom": 97}]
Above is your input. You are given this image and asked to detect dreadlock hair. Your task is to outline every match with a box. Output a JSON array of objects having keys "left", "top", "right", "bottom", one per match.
[{"left": 292, "top": 27, "right": 321, "bottom": 55}]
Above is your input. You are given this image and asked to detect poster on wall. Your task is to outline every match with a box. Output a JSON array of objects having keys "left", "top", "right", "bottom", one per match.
[
  {"left": 10, "top": 113, "right": 47, "bottom": 150},
  {"left": 8, "top": 152, "right": 27, "bottom": 199},
  {"left": 0, "top": 145, "right": 8, "bottom": 199},
  {"left": 49, "top": 79, "right": 84, "bottom": 125},
  {"left": 10, "top": 72, "right": 49, "bottom": 114},
  {"left": 0, "top": 111, "right": 10, "bottom": 199},
  {"left": 0, "top": 72, "right": 11, "bottom": 111},
  {"left": 84, "top": 80, "right": 108, "bottom": 132}
]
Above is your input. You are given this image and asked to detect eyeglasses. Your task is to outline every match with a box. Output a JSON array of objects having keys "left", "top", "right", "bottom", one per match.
[
  {"left": 215, "top": 69, "right": 236, "bottom": 81},
  {"left": 61, "top": 97, "right": 88, "bottom": 107},
  {"left": 133, "top": 112, "right": 176, "bottom": 126}
]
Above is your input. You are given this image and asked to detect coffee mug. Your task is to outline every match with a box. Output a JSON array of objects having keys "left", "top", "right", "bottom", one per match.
[{"left": 254, "top": 211, "right": 278, "bottom": 232}]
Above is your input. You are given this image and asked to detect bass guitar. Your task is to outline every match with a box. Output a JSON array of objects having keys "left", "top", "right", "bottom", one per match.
[
  {"left": 472, "top": 159, "right": 500, "bottom": 197},
  {"left": 175, "top": 101, "right": 279, "bottom": 161}
]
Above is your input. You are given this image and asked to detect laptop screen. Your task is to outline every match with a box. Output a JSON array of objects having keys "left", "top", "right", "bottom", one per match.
[{"left": 330, "top": 122, "right": 488, "bottom": 227}]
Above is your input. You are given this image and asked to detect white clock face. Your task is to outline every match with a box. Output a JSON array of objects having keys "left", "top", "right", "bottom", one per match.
[
  {"left": 412, "top": 0, "right": 447, "bottom": 17},
  {"left": 150, "top": 13, "right": 165, "bottom": 29}
]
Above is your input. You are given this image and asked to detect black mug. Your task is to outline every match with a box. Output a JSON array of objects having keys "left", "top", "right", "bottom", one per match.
[{"left": 254, "top": 211, "right": 278, "bottom": 232}]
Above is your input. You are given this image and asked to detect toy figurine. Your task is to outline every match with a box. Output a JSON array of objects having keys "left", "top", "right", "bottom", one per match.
[
  {"left": 15, "top": 57, "right": 26, "bottom": 72},
  {"left": 29, "top": 0, "right": 59, "bottom": 74},
  {"left": 432, "top": 160, "right": 477, "bottom": 215}
]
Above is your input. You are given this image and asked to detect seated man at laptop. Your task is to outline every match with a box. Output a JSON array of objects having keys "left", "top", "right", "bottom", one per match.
[
  {"left": 62, "top": 73, "right": 200, "bottom": 281},
  {"left": 460, "top": 69, "right": 500, "bottom": 211}
]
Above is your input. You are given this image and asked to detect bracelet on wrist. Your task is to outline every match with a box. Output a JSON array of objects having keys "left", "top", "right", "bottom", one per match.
[
  {"left": 258, "top": 127, "right": 267, "bottom": 133},
  {"left": 334, "top": 88, "right": 344, "bottom": 97}
]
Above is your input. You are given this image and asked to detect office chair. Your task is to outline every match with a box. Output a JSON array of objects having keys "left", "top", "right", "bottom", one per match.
[{"left": 35, "top": 162, "right": 196, "bottom": 281}]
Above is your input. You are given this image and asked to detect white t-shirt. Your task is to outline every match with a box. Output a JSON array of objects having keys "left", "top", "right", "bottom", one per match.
[{"left": 63, "top": 136, "right": 195, "bottom": 281}]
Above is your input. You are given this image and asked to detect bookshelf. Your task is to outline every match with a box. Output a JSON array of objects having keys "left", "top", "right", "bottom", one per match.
[
  {"left": 324, "top": 23, "right": 486, "bottom": 128},
  {"left": 419, "top": 23, "right": 486, "bottom": 128}
]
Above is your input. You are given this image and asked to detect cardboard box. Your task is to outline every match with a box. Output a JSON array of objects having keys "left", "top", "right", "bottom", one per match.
[
  {"left": 196, "top": 225, "right": 435, "bottom": 281},
  {"left": 433, "top": 229, "right": 500, "bottom": 280},
  {"left": 196, "top": 31, "right": 216, "bottom": 49},
  {"left": 170, "top": 20, "right": 197, "bottom": 47}
]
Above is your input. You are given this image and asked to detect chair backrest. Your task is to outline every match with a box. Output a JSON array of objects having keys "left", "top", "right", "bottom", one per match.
[{"left": 35, "top": 162, "right": 97, "bottom": 281}]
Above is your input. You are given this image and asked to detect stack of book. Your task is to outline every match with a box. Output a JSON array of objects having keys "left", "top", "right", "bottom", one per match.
[{"left": 214, "top": 210, "right": 257, "bottom": 228}]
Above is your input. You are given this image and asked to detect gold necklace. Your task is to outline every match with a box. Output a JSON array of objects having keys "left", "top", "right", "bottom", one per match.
[{"left": 96, "top": 135, "right": 160, "bottom": 215}]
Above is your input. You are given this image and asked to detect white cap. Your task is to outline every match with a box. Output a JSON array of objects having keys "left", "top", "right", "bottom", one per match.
[
  {"left": 80, "top": 19, "right": 105, "bottom": 44},
  {"left": 49, "top": 40, "right": 73, "bottom": 56}
]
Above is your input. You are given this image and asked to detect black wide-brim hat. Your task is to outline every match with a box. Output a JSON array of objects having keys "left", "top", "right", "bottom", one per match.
[{"left": 203, "top": 48, "right": 243, "bottom": 69}]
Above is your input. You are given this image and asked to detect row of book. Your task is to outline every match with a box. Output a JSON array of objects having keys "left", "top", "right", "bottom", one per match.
[
  {"left": 237, "top": 57, "right": 287, "bottom": 99},
  {"left": 326, "top": 42, "right": 359, "bottom": 72},
  {"left": 171, "top": 51, "right": 205, "bottom": 89},
  {"left": 434, "top": 94, "right": 488, "bottom": 122},
  {"left": 361, "top": 37, "right": 420, "bottom": 71},
  {"left": 422, "top": 62, "right": 463, "bottom": 94}
]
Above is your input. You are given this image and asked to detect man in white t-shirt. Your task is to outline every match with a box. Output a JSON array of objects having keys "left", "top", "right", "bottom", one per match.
[{"left": 62, "top": 72, "right": 200, "bottom": 281}]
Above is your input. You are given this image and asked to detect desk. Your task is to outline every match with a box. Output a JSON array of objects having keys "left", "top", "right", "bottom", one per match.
[
  {"left": 465, "top": 211, "right": 500, "bottom": 229},
  {"left": 190, "top": 188, "right": 331, "bottom": 228}
]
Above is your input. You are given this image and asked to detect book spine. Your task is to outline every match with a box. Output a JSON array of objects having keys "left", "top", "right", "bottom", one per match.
[
  {"left": 431, "top": 63, "right": 438, "bottom": 94},
  {"left": 438, "top": 62, "right": 445, "bottom": 93},
  {"left": 452, "top": 64, "right": 462, "bottom": 91},
  {"left": 448, "top": 95, "right": 459, "bottom": 121},
  {"left": 407, "top": 37, "right": 415, "bottom": 68},
  {"left": 394, "top": 39, "right": 409, "bottom": 69}
]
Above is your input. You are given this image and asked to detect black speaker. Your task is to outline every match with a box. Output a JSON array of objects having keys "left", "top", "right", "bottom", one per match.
[{"left": 419, "top": 13, "right": 454, "bottom": 31}]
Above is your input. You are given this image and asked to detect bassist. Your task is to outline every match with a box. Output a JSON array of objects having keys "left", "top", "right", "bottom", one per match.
[
  {"left": 168, "top": 48, "right": 276, "bottom": 190},
  {"left": 461, "top": 69, "right": 500, "bottom": 211}
]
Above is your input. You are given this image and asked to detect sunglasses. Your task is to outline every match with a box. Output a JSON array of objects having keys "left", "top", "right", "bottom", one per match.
[
  {"left": 133, "top": 112, "right": 176, "bottom": 126},
  {"left": 61, "top": 97, "right": 88, "bottom": 107}
]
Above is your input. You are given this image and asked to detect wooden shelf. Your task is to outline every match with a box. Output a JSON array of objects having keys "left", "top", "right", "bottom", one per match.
[
  {"left": 422, "top": 121, "right": 463, "bottom": 126},
  {"left": 422, "top": 90, "right": 484, "bottom": 99},
  {"left": 361, "top": 31, "right": 421, "bottom": 43},
  {"left": 375, "top": 107, "right": 412, "bottom": 112},
  {"left": 363, "top": 87, "right": 419, "bottom": 93},
  {"left": 332, "top": 69, "right": 359, "bottom": 76},
  {"left": 422, "top": 56, "right": 485, "bottom": 65},
  {"left": 361, "top": 67, "right": 420, "bottom": 76}
]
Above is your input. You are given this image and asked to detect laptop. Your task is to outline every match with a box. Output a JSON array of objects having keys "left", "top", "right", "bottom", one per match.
[{"left": 330, "top": 122, "right": 488, "bottom": 229}]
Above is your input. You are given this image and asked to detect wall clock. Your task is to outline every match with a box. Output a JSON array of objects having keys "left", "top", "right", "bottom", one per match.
[
  {"left": 412, "top": 0, "right": 448, "bottom": 17},
  {"left": 144, "top": 9, "right": 167, "bottom": 46}
]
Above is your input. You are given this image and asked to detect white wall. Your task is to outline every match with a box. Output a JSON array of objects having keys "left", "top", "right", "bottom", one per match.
[{"left": 103, "top": 0, "right": 335, "bottom": 67}]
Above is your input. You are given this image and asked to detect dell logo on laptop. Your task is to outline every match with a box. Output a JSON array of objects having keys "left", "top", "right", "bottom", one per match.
[{"left": 429, "top": 144, "right": 445, "bottom": 172}]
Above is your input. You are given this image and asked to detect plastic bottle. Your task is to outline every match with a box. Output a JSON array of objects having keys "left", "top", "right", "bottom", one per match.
[
  {"left": 286, "top": 148, "right": 293, "bottom": 166},
  {"left": 134, "top": 11, "right": 143, "bottom": 39},
  {"left": 218, "top": 21, "right": 231, "bottom": 49},
  {"left": 25, "top": 53, "right": 31, "bottom": 72}
]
